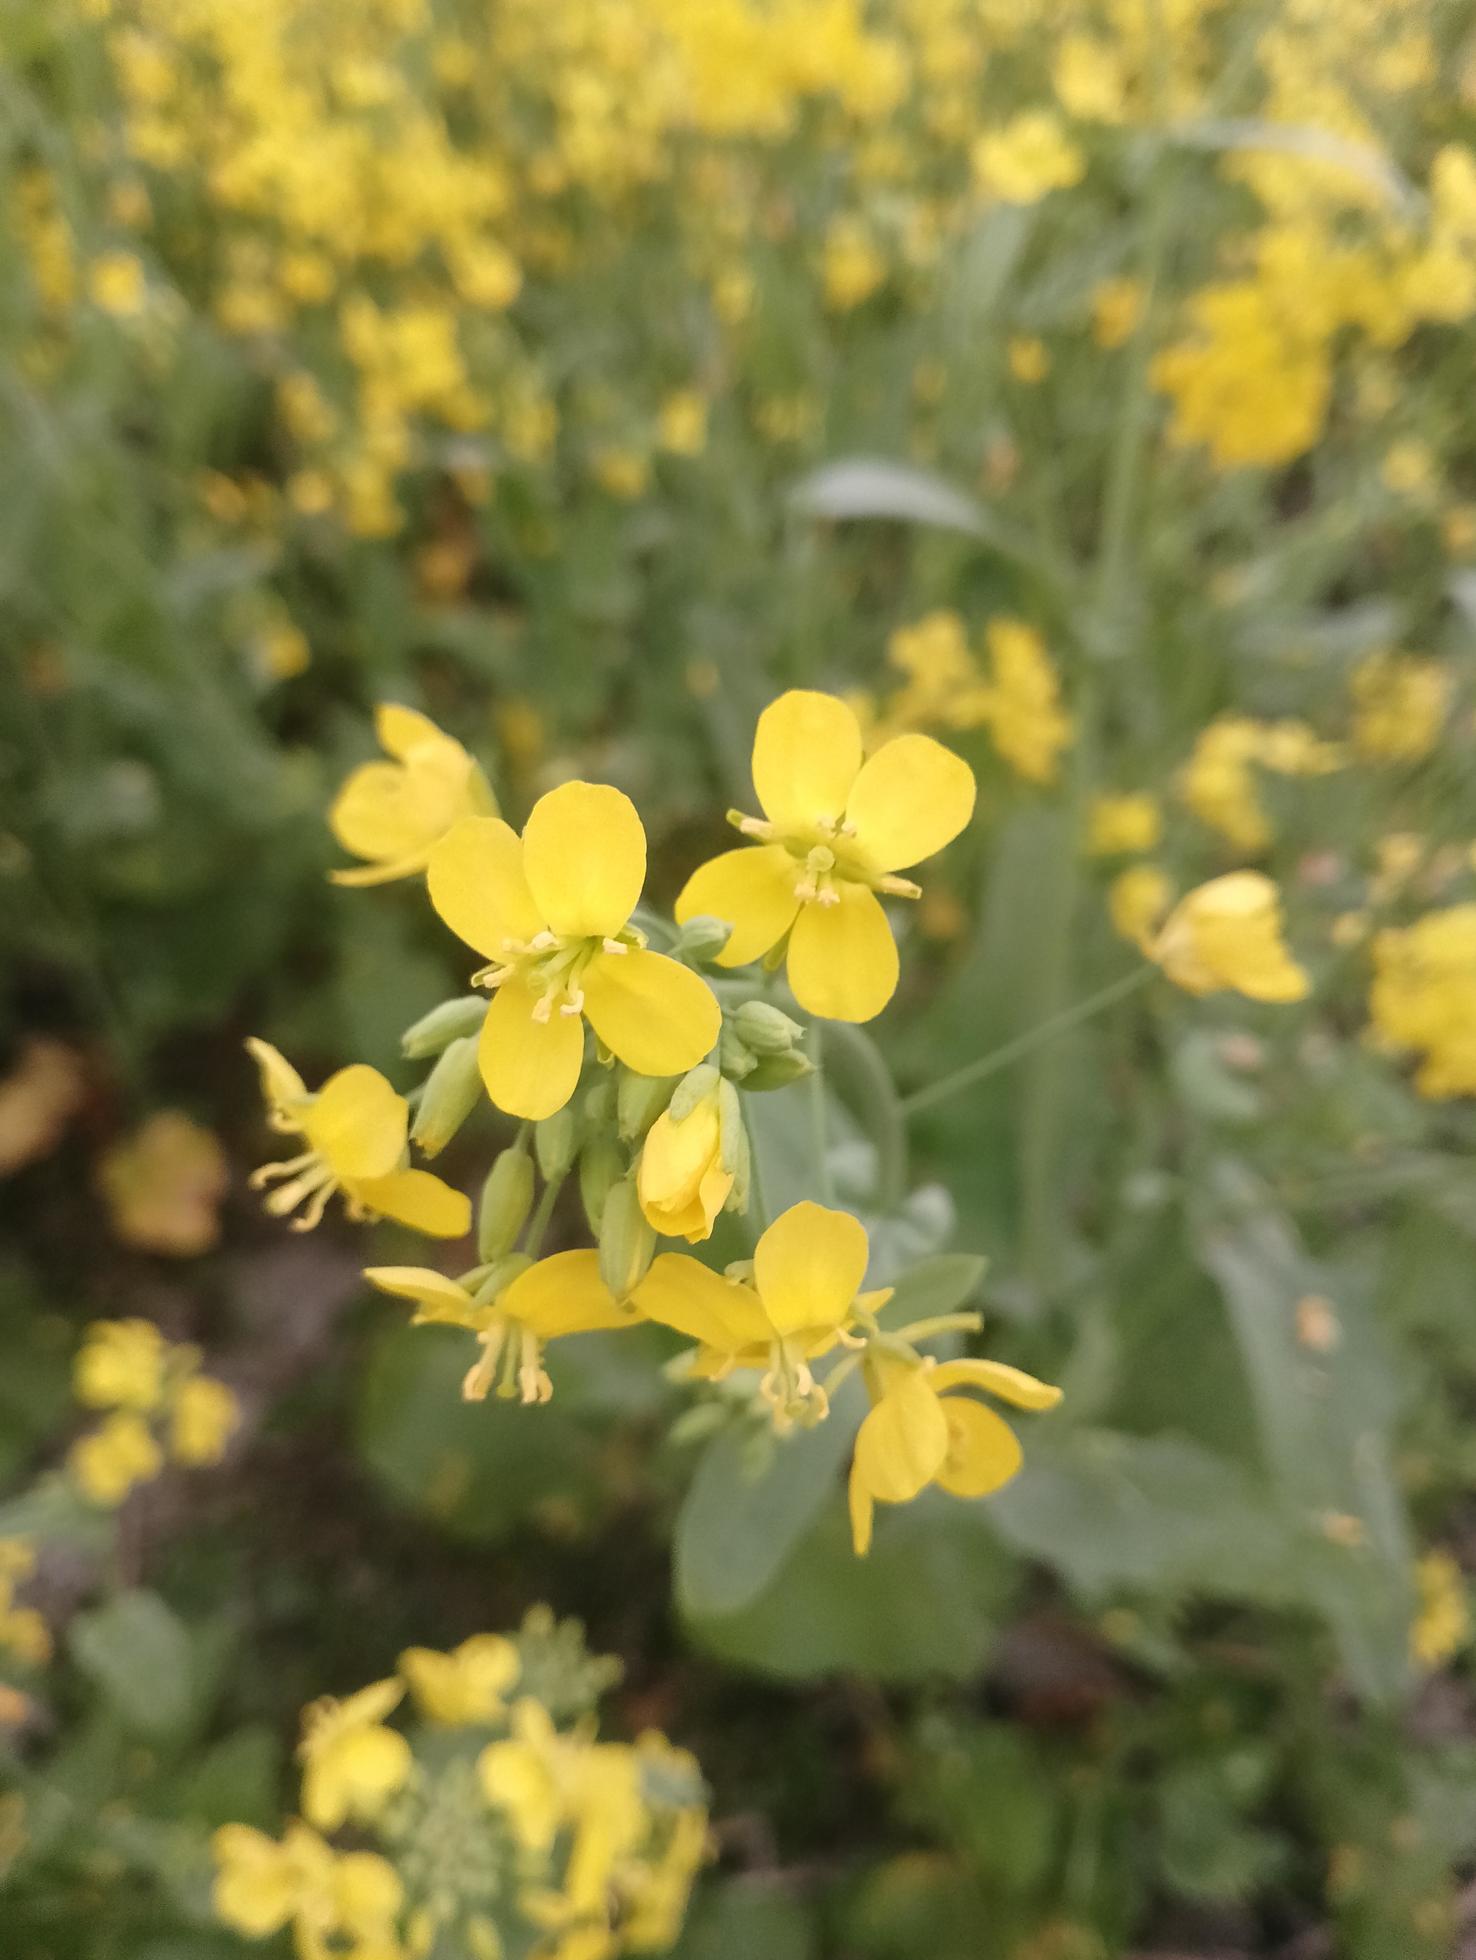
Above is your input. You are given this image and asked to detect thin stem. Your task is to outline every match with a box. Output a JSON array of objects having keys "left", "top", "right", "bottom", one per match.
[
  {"left": 745, "top": 1120, "right": 770, "bottom": 1241},
  {"left": 806, "top": 1022, "right": 836, "bottom": 1205},
  {"left": 522, "top": 1171, "right": 566, "bottom": 1260},
  {"left": 901, "top": 966, "right": 1153, "bottom": 1119},
  {"left": 819, "top": 1020, "right": 908, "bottom": 1213}
]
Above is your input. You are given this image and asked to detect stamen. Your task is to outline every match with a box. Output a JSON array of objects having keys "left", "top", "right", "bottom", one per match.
[
  {"left": 462, "top": 1324, "right": 506, "bottom": 1403},
  {"left": 558, "top": 989, "right": 585, "bottom": 1016},
  {"left": 531, "top": 993, "right": 554, "bottom": 1024},
  {"left": 793, "top": 879, "right": 817, "bottom": 902},
  {"left": 734, "top": 814, "right": 774, "bottom": 839},
  {"left": 261, "top": 1163, "right": 334, "bottom": 1216},
  {"left": 877, "top": 874, "right": 922, "bottom": 900},
  {"left": 517, "top": 1329, "right": 553, "bottom": 1405},
  {"left": 288, "top": 1180, "right": 337, "bottom": 1232},
  {"left": 817, "top": 888, "right": 841, "bottom": 907},
  {"left": 248, "top": 1150, "right": 318, "bottom": 1188},
  {"left": 528, "top": 929, "right": 558, "bottom": 952},
  {"left": 601, "top": 938, "right": 628, "bottom": 955}
]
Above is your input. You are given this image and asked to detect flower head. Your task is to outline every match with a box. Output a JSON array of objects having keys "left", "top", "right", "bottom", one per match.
[
  {"left": 636, "top": 1081, "right": 734, "bottom": 1242},
  {"left": 428, "top": 784, "right": 721, "bottom": 1119},
  {"left": 329, "top": 702, "right": 496, "bottom": 886},
  {"left": 69, "top": 1410, "right": 163, "bottom": 1507},
  {"left": 74, "top": 1318, "right": 168, "bottom": 1412},
  {"left": 1152, "top": 873, "right": 1310, "bottom": 1003},
  {"left": 170, "top": 1374, "right": 240, "bottom": 1465},
  {"left": 299, "top": 1677, "right": 413, "bottom": 1832},
  {"left": 848, "top": 1353, "right": 1061, "bottom": 1556},
  {"left": 400, "top": 1634, "right": 520, "bottom": 1725},
  {"left": 1369, "top": 904, "right": 1476, "bottom": 1097},
  {"left": 247, "top": 1040, "right": 470, "bottom": 1237},
  {"left": 675, "top": 692, "right": 974, "bottom": 1022},
  {"left": 212, "top": 1820, "right": 403, "bottom": 1953}
]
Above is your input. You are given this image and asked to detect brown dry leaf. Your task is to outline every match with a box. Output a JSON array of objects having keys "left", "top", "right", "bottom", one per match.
[
  {"left": 0, "top": 1037, "right": 87, "bottom": 1177},
  {"left": 98, "top": 1110, "right": 229, "bottom": 1257}
]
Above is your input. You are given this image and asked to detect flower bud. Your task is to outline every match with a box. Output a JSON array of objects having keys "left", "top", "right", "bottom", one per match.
[
  {"left": 669, "top": 1063, "right": 721, "bottom": 1123},
  {"left": 740, "top": 1050, "right": 815, "bottom": 1093},
  {"left": 583, "top": 1077, "right": 616, "bottom": 1125},
  {"left": 400, "top": 995, "right": 488, "bottom": 1060},
  {"left": 411, "top": 1036, "right": 483, "bottom": 1158},
  {"left": 477, "top": 1145, "right": 534, "bottom": 1261},
  {"left": 598, "top": 1176, "right": 656, "bottom": 1300},
  {"left": 535, "top": 1107, "right": 577, "bottom": 1181},
  {"left": 674, "top": 914, "right": 734, "bottom": 963},
  {"left": 637, "top": 1080, "right": 735, "bottom": 1242},
  {"left": 579, "top": 1134, "right": 624, "bottom": 1235},
  {"left": 717, "top": 1026, "right": 757, "bottom": 1079},
  {"left": 617, "top": 1068, "right": 677, "bottom": 1142},
  {"left": 732, "top": 1000, "right": 805, "bottom": 1056}
]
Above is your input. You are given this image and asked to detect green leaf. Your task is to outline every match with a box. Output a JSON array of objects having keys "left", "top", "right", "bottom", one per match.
[
  {"left": 674, "top": 1381, "right": 862, "bottom": 1620},
  {"left": 70, "top": 1590, "right": 195, "bottom": 1739},
  {"left": 882, "top": 1254, "right": 988, "bottom": 1322},
  {"left": 672, "top": 1880, "right": 817, "bottom": 1960}
]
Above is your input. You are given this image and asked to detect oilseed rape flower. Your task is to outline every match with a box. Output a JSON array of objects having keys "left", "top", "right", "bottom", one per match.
[
  {"left": 247, "top": 1040, "right": 470, "bottom": 1237},
  {"left": 972, "top": 111, "right": 1084, "bottom": 204},
  {"left": 428, "top": 784, "right": 721, "bottom": 1118},
  {"left": 1109, "top": 864, "right": 1175, "bottom": 948},
  {"left": 212, "top": 1820, "right": 403, "bottom": 1953},
  {"left": 636, "top": 1073, "right": 737, "bottom": 1242},
  {"left": 300, "top": 1678, "right": 413, "bottom": 1832},
  {"left": 74, "top": 1317, "right": 167, "bottom": 1412},
  {"left": 169, "top": 1374, "right": 240, "bottom": 1465},
  {"left": 1369, "top": 906, "right": 1476, "bottom": 1098},
  {"left": 675, "top": 690, "right": 974, "bottom": 1022},
  {"left": 1088, "top": 793, "right": 1162, "bottom": 858},
  {"left": 1153, "top": 873, "right": 1311, "bottom": 1003},
  {"left": 68, "top": 1318, "right": 240, "bottom": 1504},
  {"left": 329, "top": 703, "right": 496, "bottom": 886},
  {"left": 68, "top": 1412, "right": 163, "bottom": 1508},
  {"left": 977, "top": 620, "right": 1073, "bottom": 785},
  {"left": 848, "top": 1353, "right": 1061, "bottom": 1556},
  {"left": 1179, "top": 716, "right": 1343, "bottom": 852},
  {"left": 1349, "top": 653, "right": 1450, "bottom": 763},
  {"left": 400, "top": 1635, "right": 520, "bottom": 1726},
  {"left": 0, "top": 1542, "right": 51, "bottom": 1669},
  {"left": 1411, "top": 1551, "right": 1470, "bottom": 1669}
]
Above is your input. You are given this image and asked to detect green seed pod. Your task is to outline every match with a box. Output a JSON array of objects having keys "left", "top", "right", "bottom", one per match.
[
  {"left": 411, "top": 1036, "right": 484, "bottom": 1158},
  {"left": 617, "top": 1068, "right": 677, "bottom": 1141},
  {"left": 579, "top": 1133, "right": 624, "bottom": 1236},
  {"left": 477, "top": 1145, "right": 534, "bottom": 1261},
  {"left": 400, "top": 995, "right": 488, "bottom": 1060},
  {"left": 669, "top": 1062, "right": 721, "bottom": 1123},
  {"left": 535, "top": 1106, "right": 578, "bottom": 1182},
  {"left": 741, "top": 1050, "right": 815, "bottom": 1092},
  {"left": 598, "top": 1175, "right": 656, "bottom": 1300},
  {"left": 732, "top": 999, "right": 805, "bottom": 1056},
  {"left": 674, "top": 913, "right": 734, "bottom": 963}
]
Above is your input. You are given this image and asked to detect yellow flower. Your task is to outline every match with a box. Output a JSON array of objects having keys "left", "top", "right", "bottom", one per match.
[
  {"left": 247, "top": 1040, "right": 470, "bottom": 1237},
  {"left": 1092, "top": 275, "right": 1144, "bottom": 348},
  {"left": 1179, "top": 716, "right": 1342, "bottom": 851},
  {"left": 972, "top": 111, "right": 1084, "bottom": 204},
  {"left": 299, "top": 1678, "right": 412, "bottom": 1832},
  {"left": 0, "top": 1546, "right": 50, "bottom": 1669},
  {"left": 329, "top": 703, "right": 496, "bottom": 887},
  {"left": 1108, "top": 864, "right": 1175, "bottom": 947},
  {"left": 478, "top": 1696, "right": 574, "bottom": 1851},
  {"left": 97, "top": 1111, "right": 228, "bottom": 1257},
  {"left": 212, "top": 1820, "right": 403, "bottom": 1954},
  {"left": 977, "top": 620, "right": 1072, "bottom": 785},
  {"left": 675, "top": 691, "right": 974, "bottom": 1022},
  {"left": 1369, "top": 905, "right": 1476, "bottom": 1098},
  {"left": 69, "top": 1411, "right": 164, "bottom": 1508},
  {"left": 1412, "top": 1551, "right": 1470, "bottom": 1669},
  {"left": 74, "top": 1319, "right": 168, "bottom": 1412},
  {"left": 822, "top": 218, "right": 887, "bottom": 311},
  {"left": 658, "top": 389, "right": 708, "bottom": 456},
  {"left": 89, "top": 251, "right": 147, "bottom": 317},
  {"left": 363, "top": 1250, "right": 631, "bottom": 1403},
  {"left": 848, "top": 1353, "right": 1061, "bottom": 1556},
  {"left": 633, "top": 1201, "right": 888, "bottom": 1424},
  {"left": 1007, "top": 336, "right": 1049, "bottom": 383},
  {"left": 1153, "top": 873, "right": 1310, "bottom": 1003},
  {"left": 637, "top": 1087, "right": 733, "bottom": 1242},
  {"left": 400, "top": 1634, "right": 520, "bottom": 1725},
  {"left": 427, "top": 785, "right": 721, "bottom": 1119},
  {"left": 1350, "top": 653, "right": 1450, "bottom": 763},
  {"left": 1087, "top": 793, "right": 1162, "bottom": 857},
  {"left": 170, "top": 1375, "right": 239, "bottom": 1466}
]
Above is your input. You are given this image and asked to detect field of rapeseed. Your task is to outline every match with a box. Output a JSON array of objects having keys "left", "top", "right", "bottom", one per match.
[{"left": 5, "top": 1, "right": 1476, "bottom": 1955}]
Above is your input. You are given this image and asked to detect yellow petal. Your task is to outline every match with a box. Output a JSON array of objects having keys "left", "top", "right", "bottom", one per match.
[
  {"left": 362, "top": 1266, "right": 476, "bottom": 1324},
  {"left": 581, "top": 949, "right": 720, "bottom": 1078},
  {"left": 929, "top": 1358, "right": 1063, "bottom": 1409},
  {"left": 852, "top": 1368, "right": 949, "bottom": 1502},
  {"left": 632, "top": 1254, "right": 770, "bottom": 1351},
  {"left": 787, "top": 885, "right": 899, "bottom": 1023},
  {"left": 674, "top": 845, "right": 801, "bottom": 967},
  {"left": 375, "top": 701, "right": 446, "bottom": 759},
  {"left": 499, "top": 1249, "right": 631, "bottom": 1336},
  {"left": 428, "top": 817, "right": 543, "bottom": 962},
  {"left": 477, "top": 977, "right": 585, "bottom": 1120},
  {"left": 329, "top": 761, "right": 429, "bottom": 864},
  {"left": 329, "top": 853, "right": 440, "bottom": 888},
  {"left": 303, "top": 1066, "right": 407, "bottom": 1179},
  {"left": 935, "top": 1398, "right": 1023, "bottom": 1498},
  {"left": 522, "top": 781, "right": 645, "bottom": 939},
  {"left": 845, "top": 733, "right": 976, "bottom": 872},
  {"left": 246, "top": 1037, "right": 308, "bottom": 1112},
  {"left": 753, "top": 1200, "right": 868, "bottom": 1337},
  {"left": 334, "top": 1850, "right": 404, "bottom": 1932},
  {"left": 752, "top": 690, "right": 863, "bottom": 831},
  {"left": 353, "top": 1169, "right": 471, "bottom": 1238}
]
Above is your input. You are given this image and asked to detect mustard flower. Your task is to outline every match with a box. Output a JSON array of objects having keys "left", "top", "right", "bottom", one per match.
[
  {"left": 247, "top": 1040, "right": 470, "bottom": 1237},
  {"left": 329, "top": 703, "right": 496, "bottom": 886},
  {"left": 74, "top": 1318, "right": 167, "bottom": 1412},
  {"left": 1087, "top": 793, "right": 1162, "bottom": 858},
  {"left": 1369, "top": 905, "right": 1476, "bottom": 1097},
  {"left": 1350, "top": 653, "right": 1450, "bottom": 763},
  {"left": 400, "top": 1634, "right": 520, "bottom": 1725},
  {"left": 299, "top": 1678, "right": 413, "bottom": 1832},
  {"left": 212, "top": 1820, "right": 403, "bottom": 1952},
  {"left": 675, "top": 691, "right": 974, "bottom": 1022},
  {"left": 848, "top": 1353, "right": 1061, "bottom": 1556},
  {"left": 169, "top": 1375, "right": 240, "bottom": 1466},
  {"left": 1108, "top": 863, "right": 1175, "bottom": 948},
  {"left": 69, "top": 1411, "right": 164, "bottom": 1508},
  {"left": 1411, "top": 1550, "right": 1470, "bottom": 1669},
  {"left": 1153, "top": 873, "right": 1310, "bottom": 1003},
  {"left": 427, "top": 785, "right": 721, "bottom": 1120},
  {"left": 636, "top": 1083, "right": 733, "bottom": 1242}
]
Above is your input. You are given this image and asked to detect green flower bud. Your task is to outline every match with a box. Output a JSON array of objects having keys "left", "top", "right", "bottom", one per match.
[
  {"left": 579, "top": 1134, "right": 623, "bottom": 1236},
  {"left": 617, "top": 1069, "right": 677, "bottom": 1141},
  {"left": 400, "top": 995, "right": 488, "bottom": 1060},
  {"left": 740, "top": 1050, "right": 815, "bottom": 1092},
  {"left": 732, "top": 999, "right": 806, "bottom": 1056},
  {"left": 583, "top": 1077, "right": 616, "bottom": 1126},
  {"left": 674, "top": 914, "right": 734, "bottom": 963},
  {"left": 597, "top": 1176, "right": 656, "bottom": 1300},
  {"left": 535, "top": 1106, "right": 578, "bottom": 1182},
  {"left": 477, "top": 1145, "right": 534, "bottom": 1261},
  {"left": 411, "top": 1036, "right": 484, "bottom": 1158},
  {"left": 717, "top": 1026, "right": 757, "bottom": 1079},
  {"left": 669, "top": 1062, "right": 721, "bottom": 1123}
]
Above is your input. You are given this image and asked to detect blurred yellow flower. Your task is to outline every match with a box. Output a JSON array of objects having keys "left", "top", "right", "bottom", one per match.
[
  {"left": 1411, "top": 1550, "right": 1470, "bottom": 1669},
  {"left": 978, "top": 619, "right": 1072, "bottom": 785},
  {"left": 69, "top": 1411, "right": 164, "bottom": 1508},
  {"left": 428, "top": 784, "right": 721, "bottom": 1119},
  {"left": 972, "top": 111, "right": 1084, "bottom": 204},
  {"left": 676, "top": 690, "right": 974, "bottom": 1021},
  {"left": 329, "top": 703, "right": 496, "bottom": 887},
  {"left": 1350, "top": 653, "right": 1450, "bottom": 763},
  {"left": 822, "top": 218, "right": 887, "bottom": 310},
  {"left": 1153, "top": 872, "right": 1310, "bottom": 1003},
  {"left": 1087, "top": 793, "right": 1162, "bottom": 857},
  {"left": 1108, "top": 864, "right": 1175, "bottom": 947},
  {"left": 170, "top": 1375, "right": 239, "bottom": 1466},
  {"left": 1007, "top": 335, "right": 1050, "bottom": 383},
  {"left": 96, "top": 1111, "right": 228, "bottom": 1257},
  {"left": 1369, "top": 905, "right": 1476, "bottom": 1097},
  {"left": 88, "top": 251, "right": 147, "bottom": 317},
  {"left": 300, "top": 1678, "right": 413, "bottom": 1832},
  {"left": 400, "top": 1634, "right": 520, "bottom": 1725},
  {"left": 658, "top": 389, "right": 709, "bottom": 456},
  {"left": 74, "top": 1319, "right": 167, "bottom": 1412},
  {"left": 1092, "top": 275, "right": 1145, "bottom": 347}
]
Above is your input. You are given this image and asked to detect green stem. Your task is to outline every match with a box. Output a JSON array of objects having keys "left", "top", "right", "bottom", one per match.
[
  {"left": 818, "top": 1020, "right": 908, "bottom": 1214},
  {"left": 806, "top": 1022, "right": 836, "bottom": 1205},
  {"left": 521, "top": 1171, "right": 566, "bottom": 1260},
  {"left": 901, "top": 966, "right": 1153, "bottom": 1118},
  {"left": 746, "top": 1128, "right": 770, "bottom": 1240}
]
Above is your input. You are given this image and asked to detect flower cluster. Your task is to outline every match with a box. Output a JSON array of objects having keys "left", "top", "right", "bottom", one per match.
[
  {"left": 1369, "top": 906, "right": 1476, "bottom": 1099},
  {"left": 213, "top": 1610, "right": 707, "bottom": 1960},
  {"left": 0, "top": 1541, "right": 50, "bottom": 1672},
  {"left": 248, "top": 691, "right": 1069, "bottom": 1556},
  {"left": 67, "top": 1319, "right": 240, "bottom": 1508}
]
